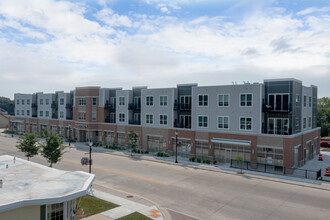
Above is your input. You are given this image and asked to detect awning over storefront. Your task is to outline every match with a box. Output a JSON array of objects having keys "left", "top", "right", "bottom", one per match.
[
  {"left": 11, "top": 120, "right": 25, "bottom": 123},
  {"left": 211, "top": 138, "right": 251, "bottom": 146}
]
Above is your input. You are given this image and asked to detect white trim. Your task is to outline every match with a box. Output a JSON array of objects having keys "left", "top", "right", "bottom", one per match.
[
  {"left": 217, "top": 116, "right": 229, "bottom": 130},
  {"left": 217, "top": 93, "right": 230, "bottom": 107},
  {"left": 159, "top": 114, "right": 168, "bottom": 126},
  {"left": 239, "top": 93, "right": 253, "bottom": 107},
  {"left": 159, "top": 95, "right": 168, "bottom": 107},
  {"left": 197, "top": 94, "right": 208, "bottom": 107},
  {"left": 145, "top": 113, "right": 154, "bottom": 124},
  {"left": 197, "top": 115, "right": 208, "bottom": 128},
  {"left": 239, "top": 116, "right": 253, "bottom": 131},
  {"left": 256, "top": 145, "right": 283, "bottom": 149},
  {"left": 145, "top": 95, "right": 154, "bottom": 106},
  {"left": 118, "top": 96, "right": 125, "bottom": 106}
]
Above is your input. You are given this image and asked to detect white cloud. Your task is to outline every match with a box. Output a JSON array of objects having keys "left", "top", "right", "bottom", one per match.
[
  {"left": 297, "top": 7, "right": 330, "bottom": 16},
  {"left": 95, "top": 8, "right": 133, "bottom": 27}
]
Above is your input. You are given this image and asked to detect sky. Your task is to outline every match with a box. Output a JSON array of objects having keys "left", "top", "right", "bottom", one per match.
[{"left": 0, "top": 0, "right": 329, "bottom": 99}]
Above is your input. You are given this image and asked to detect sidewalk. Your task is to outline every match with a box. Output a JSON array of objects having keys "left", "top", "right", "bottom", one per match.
[
  {"left": 84, "top": 189, "right": 164, "bottom": 220},
  {"left": 71, "top": 141, "right": 330, "bottom": 187}
]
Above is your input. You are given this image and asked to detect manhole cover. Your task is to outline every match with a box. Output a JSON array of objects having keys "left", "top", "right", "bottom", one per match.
[{"left": 126, "top": 195, "right": 133, "bottom": 198}]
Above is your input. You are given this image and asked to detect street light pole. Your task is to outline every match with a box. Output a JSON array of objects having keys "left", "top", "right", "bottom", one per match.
[
  {"left": 175, "top": 130, "right": 178, "bottom": 163},
  {"left": 68, "top": 125, "right": 71, "bottom": 148},
  {"left": 89, "top": 139, "right": 92, "bottom": 173},
  {"left": 11, "top": 121, "right": 13, "bottom": 138}
]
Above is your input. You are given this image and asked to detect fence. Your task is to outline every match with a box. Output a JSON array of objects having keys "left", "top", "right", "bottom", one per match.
[{"left": 230, "top": 159, "right": 322, "bottom": 180}]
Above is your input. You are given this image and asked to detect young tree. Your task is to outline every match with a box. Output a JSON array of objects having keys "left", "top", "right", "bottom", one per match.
[
  {"left": 235, "top": 156, "right": 244, "bottom": 174},
  {"left": 128, "top": 130, "right": 138, "bottom": 156},
  {"left": 16, "top": 133, "right": 39, "bottom": 161},
  {"left": 41, "top": 133, "right": 66, "bottom": 167}
]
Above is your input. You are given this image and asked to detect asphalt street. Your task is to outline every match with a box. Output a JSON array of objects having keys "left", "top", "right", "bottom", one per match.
[{"left": 1, "top": 135, "right": 330, "bottom": 220}]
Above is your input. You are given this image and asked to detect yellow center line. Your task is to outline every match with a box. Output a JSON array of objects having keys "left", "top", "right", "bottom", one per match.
[{"left": 62, "top": 159, "right": 169, "bottom": 186}]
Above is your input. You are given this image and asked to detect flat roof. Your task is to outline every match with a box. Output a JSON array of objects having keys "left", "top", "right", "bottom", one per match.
[{"left": 0, "top": 155, "right": 94, "bottom": 213}]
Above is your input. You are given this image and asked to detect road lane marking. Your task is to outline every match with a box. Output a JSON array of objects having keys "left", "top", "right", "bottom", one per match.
[{"left": 62, "top": 159, "right": 169, "bottom": 186}]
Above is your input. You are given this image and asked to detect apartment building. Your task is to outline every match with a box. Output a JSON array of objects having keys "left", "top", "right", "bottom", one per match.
[{"left": 12, "top": 78, "right": 320, "bottom": 169}]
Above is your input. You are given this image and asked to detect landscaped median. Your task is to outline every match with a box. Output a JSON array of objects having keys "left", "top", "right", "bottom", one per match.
[{"left": 76, "top": 195, "right": 154, "bottom": 220}]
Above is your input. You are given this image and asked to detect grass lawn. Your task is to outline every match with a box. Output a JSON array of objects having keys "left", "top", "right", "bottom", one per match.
[
  {"left": 117, "top": 212, "right": 153, "bottom": 220},
  {"left": 321, "top": 148, "right": 330, "bottom": 152},
  {"left": 76, "top": 195, "right": 119, "bottom": 218}
]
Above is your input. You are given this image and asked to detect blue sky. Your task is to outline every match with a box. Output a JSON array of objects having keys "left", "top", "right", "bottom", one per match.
[{"left": 0, "top": 0, "right": 329, "bottom": 98}]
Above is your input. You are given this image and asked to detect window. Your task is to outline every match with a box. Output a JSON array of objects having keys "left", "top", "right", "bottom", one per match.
[
  {"left": 92, "top": 111, "right": 96, "bottom": 121},
  {"left": 240, "top": 117, "right": 252, "bottom": 130},
  {"left": 60, "top": 98, "right": 64, "bottom": 105},
  {"left": 268, "top": 94, "right": 289, "bottom": 111},
  {"left": 198, "top": 95, "right": 208, "bottom": 106},
  {"left": 27, "top": 99, "right": 30, "bottom": 105},
  {"left": 160, "top": 95, "right": 168, "bottom": 106},
  {"left": 40, "top": 111, "right": 43, "bottom": 117},
  {"left": 218, "top": 94, "right": 229, "bottom": 107},
  {"left": 309, "top": 96, "right": 312, "bottom": 107},
  {"left": 47, "top": 202, "right": 64, "bottom": 220},
  {"left": 60, "top": 111, "right": 64, "bottom": 118},
  {"left": 268, "top": 118, "right": 289, "bottom": 135},
  {"left": 16, "top": 110, "right": 19, "bottom": 115},
  {"left": 218, "top": 116, "right": 229, "bottom": 129},
  {"left": 134, "top": 96, "right": 141, "bottom": 108},
  {"left": 198, "top": 116, "right": 208, "bottom": 127},
  {"left": 17, "top": 99, "right": 20, "bottom": 105},
  {"left": 146, "top": 114, "right": 153, "bottom": 124},
  {"left": 146, "top": 96, "right": 153, "bottom": 106},
  {"left": 79, "top": 112, "right": 86, "bottom": 121},
  {"left": 40, "top": 99, "right": 43, "bottom": 105},
  {"left": 22, "top": 99, "right": 25, "bottom": 105},
  {"left": 303, "top": 96, "right": 307, "bottom": 107},
  {"left": 21, "top": 110, "right": 24, "bottom": 115},
  {"left": 295, "top": 94, "right": 300, "bottom": 106},
  {"left": 27, "top": 110, "right": 30, "bottom": 116},
  {"left": 308, "top": 117, "right": 312, "bottom": 127},
  {"left": 240, "top": 94, "right": 252, "bottom": 106},
  {"left": 46, "top": 99, "right": 49, "bottom": 105},
  {"left": 303, "top": 117, "right": 306, "bottom": 129},
  {"left": 160, "top": 114, "right": 167, "bottom": 125},
  {"left": 180, "top": 96, "right": 191, "bottom": 109},
  {"left": 79, "top": 98, "right": 86, "bottom": 106},
  {"left": 295, "top": 117, "right": 299, "bottom": 130},
  {"left": 46, "top": 111, "right": 49, "bottom": 117},
  {"left": 119, "top": 97, "right": 125, "bottom": 106},
  {"left": 92, "top": 97, "right": 97, "bottom": 106},
  {"left": 119, "top": 113, "right": 125, "bottom": 122}
]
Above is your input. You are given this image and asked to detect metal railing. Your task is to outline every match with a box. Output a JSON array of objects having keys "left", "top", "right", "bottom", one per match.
[{"left": 230, "top": 159, "right": 322, "bottom": 180}]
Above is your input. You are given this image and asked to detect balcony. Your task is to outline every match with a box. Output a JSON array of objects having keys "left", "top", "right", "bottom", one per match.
[
  {"left": 263, "top": 103, "right": 292, "bottom": 113},
  {"left": 52, "top": 115, "right": 57, "bottom": 119},
  {"left": 31, "top": 103, "right": 37, "bottom": 108},
  {"left": 66, "top": 103, "right": 72, "bottom": 109},
  {"left": 174, "top": 103, "right": 191, "bottom": 111},
  {"left": 66, "top": 116, "right": 73, "bottom": 120},
  {"left": 129, "top": 119, "right": 141, "bottom": 125},
  {"left": 105, "top": 116, "right": 116, "bottom": 123},
  {"left": 105, "top": 101, "right": 115, "bottom": 110},
  {"left": 128, "top": 103, "right": 141, "bottom": 110},
  {"left": 51, "top": 101, "right": 57, "bottom": 109},
  {"left": 32, "top": 114, "right": 37, "bottom": 118}
]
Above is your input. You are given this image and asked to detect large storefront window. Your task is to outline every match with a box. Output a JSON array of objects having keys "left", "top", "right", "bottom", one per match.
[
  {"left": 195, "top": 140, "right": 209, "bottom": 160},
  {"left": 147, "top": 136, "right": 166, "bottom": 152},
  {"left": 105, "top": 132, "right": 115, "bottom": 146},
  {"left": 171, "top": 138, "right": 191, "bottom": 158},
  {"left": 47, "top": 202, "right": 63, "bottom": 220},
  {"left": 257, "top": 146, "right": 283, "bottom": 166},
  {"left": 213, "top": 142, "right": 251, "bottom": 163},
  {"left": 117, "top": 133, "right": 126, "bottom": 147}
]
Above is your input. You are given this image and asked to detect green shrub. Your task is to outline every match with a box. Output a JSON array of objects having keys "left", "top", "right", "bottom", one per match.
[
  {"left": 191, "top": 157, "right": 195, "bottom": 162},
  {"left": 197, "top": 158, "right": 201, "bottom": 163},
  {"left": 205, "top": 160, "right": 211, "bottom": 164},
  {"left": 213, "top": 160, "right": 217, "bottom": 164},
  {"left": 164, "top": 153, "right": 169, "bottom": 157}
]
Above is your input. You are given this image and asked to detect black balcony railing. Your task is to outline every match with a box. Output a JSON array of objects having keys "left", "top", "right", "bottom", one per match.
[
  {"left": 174, "top": 102, "right": 191, "bottom": 111},
  {"left": 66, "top": 116, "right": 73, "bottom": 120},
  {"left": 128, "top": 103, "right": 141, "bottom": 110},
  {"left": 263, "top": 103, "right": 292, "bottom": 113},
  {"left": 105, "top": 102, "right": 115, "bottom": 110},
  {"left": 31, "top": 103, "right": 37, "bottom": 108},
  {"left": 129, "top": 120, "right": 141, "bottom": 125},
  {"left": 66, "top": 103, "right": 72, "bottom": 109},
  {"left": 52, "top": 115, "right": 57, "bottom": 119},
  {"left": 32, "top": 114, "right": 37, "bottom": 118},
  {"left": 105, "top": 116, "right": 116, "bottom": 123},
  {"left": 51, "top": 101, "right": 57, "bottom": 109}
]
